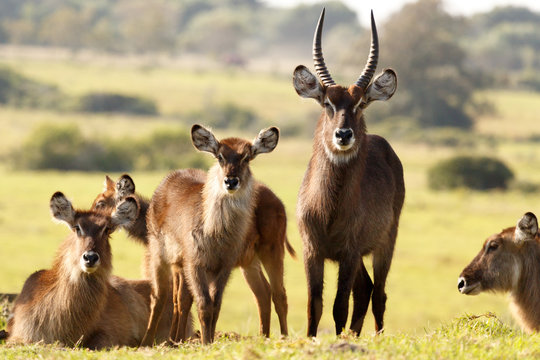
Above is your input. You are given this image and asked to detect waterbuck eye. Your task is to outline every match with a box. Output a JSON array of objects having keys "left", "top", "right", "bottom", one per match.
[
  {"left": 217, "top": 153, "right": 224, "bottom": 163},
  {"left": 487, "top": 241, "right": 499, "bottom": 253},
  {"left": 73, "top": 225, "right": 82, "bottom": 236}
]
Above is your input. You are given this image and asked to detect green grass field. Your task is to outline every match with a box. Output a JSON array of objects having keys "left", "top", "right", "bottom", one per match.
[{"left": 1, "top": 56, "right": 540, "bottom": 357}]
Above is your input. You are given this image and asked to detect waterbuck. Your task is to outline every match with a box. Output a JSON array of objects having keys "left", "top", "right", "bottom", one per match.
[
  {"left": 5, "top": 192, "right": 173, "bottom": 348},
  {"left": 458, "top": 212, "right": 540, "bottom": 333},
  {"left": 93, "top": 173, "right": 294, "bottom": 340},
  {"left": 293, "top": 9, "right": 405, "bottom": 336},
  {"left": 140, "top": 124, "right": 279, "bottom": 345}
]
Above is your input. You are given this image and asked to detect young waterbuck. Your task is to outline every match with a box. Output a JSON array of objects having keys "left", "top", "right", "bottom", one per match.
[
  {"left": 5, "top": 192, "right": 173, "bottom": 348},
  {"left": 458, "top": 212, "right": 540, "bottom": 333},
  {"left": 140, "top": 124, "right": 279, "bottom": 345},
  {"left": 293, "top": 9, "right": 405, "bottom": 336},
  {"left": 93, "top": 173, "right": 293, "bottom": 340}
]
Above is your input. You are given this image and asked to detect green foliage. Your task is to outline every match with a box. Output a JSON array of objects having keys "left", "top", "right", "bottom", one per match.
[
  {"left": 187, "top": 102, "right": 260, "bottom": 131},
  {"left": 9, "top": 123, "right": 207, "bottom": 172},
  {"left": 0, "top": 66, "right": 63, "bottom": 109},
  {"left": 362, "top": 0, "right": 480, "bottom": 129},
  {"left": 75, "top": 92, "right": 158, "bottom": 116},
  {"left": 428, "top": 155, "right": 514, "bottom": 190}
]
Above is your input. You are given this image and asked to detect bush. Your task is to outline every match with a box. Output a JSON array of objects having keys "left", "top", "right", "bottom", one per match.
[
  {"left": 188, "top": 102, "right": 259, "bottom": 130},
  {"left": 75, "top": 92, "right": 158, "bottom": 115},
  {"left": 428, "top": 155, "right": 514, "bottom": 190},
  {"left": 10, "top": 123, "right": 208, "bottom": 172},
  {"left": 0, "top": 66, "right": 63, "bottom": 108}
]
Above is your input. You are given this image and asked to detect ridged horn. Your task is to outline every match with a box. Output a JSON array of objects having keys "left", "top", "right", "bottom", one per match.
[
  {"left": 355, "top": 10, "right": 379, "bottom": 89},
  {"left": 313, "top": 8, "right": 336, "bottom": 87}
]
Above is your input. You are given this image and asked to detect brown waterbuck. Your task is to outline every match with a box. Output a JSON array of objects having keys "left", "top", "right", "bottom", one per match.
[
  {"left": 140, "top": 124, "right": 280, "bottom": 345},
  {"left": 293, "top": 8, "right": 405, "bottom": 336},
  {"left": 93, "top": 173, "right": 294, "bottom": 341},
  {"left": 458, "top": 212, "right": 540, "bottom": 333},
  {"left": 5, "top": 192, "right": 173, "bottom": 348}
]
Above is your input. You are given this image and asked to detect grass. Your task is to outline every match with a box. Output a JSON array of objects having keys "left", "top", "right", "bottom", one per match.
[
  {"left": 1, "top": 56, "right": 540, "bottom": 357},
  {"left": 1, "top": 314, "right": 539, "bottom": 359}
]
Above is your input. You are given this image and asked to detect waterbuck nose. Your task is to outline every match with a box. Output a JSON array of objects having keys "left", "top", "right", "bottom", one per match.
[
  {"left": 457, "top": 277, "right": 466, "bottom": 292},
  {"left": 335, "top": 128, "right": 353, "bottom": 143},
  {"left": 224, "top": 177, "right": 240, "bottom": 191},
  {"left": 82, "top": 251, "right": 100, "bottom": 268}
]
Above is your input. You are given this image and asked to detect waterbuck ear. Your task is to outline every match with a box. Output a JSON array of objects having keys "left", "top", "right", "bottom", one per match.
[
  {"left": 252, "top": 127, "right": 279, "bottom": 158},
  {"left": 116, "top": 174, "right": 135, "bottom": 201},
  {"left": 514, "top": 212, "right": 538, "bottom": 246},
  {"left": 50, "top": 192, "right": 75, "bottom": 227},
  {"left": 363, "top": 69, "right": 397, "bottom": 107},
  {"left": 104, "top": 175, "right": 115, "bottom": 192},
  {"left": 191, "top": 124, "right": 219, "bottom": 155},
  {"left": 293, "top": 65, "right": 324, "bottom": 104},
  {"left": 111, "top": 196, "right": 139, "bottom": 227}
]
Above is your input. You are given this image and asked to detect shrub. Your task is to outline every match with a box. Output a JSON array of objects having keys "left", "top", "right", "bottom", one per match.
[
  {"left": 10, "top": 124, "right": 208, "bottom": 172},
  {"left": 132, "top": 128, "right": 209, "bottom": 171},
  {"left": 75, "top": 92, "right": 158, "bottom": 115},
  {"left": 428, "top": 155, "right": 514, "bottom": 191},
  {"left": 0, "top": 66, "right": 63, "bottom": 109},
  {"left": 188, "top": 102, "right": 259, "bottom": 130}
]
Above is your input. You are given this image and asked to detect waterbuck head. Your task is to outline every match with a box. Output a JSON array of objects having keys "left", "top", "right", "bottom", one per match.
[
  {"left": 458, "top": 212, "right": 539, "bottom": 295},
  {"left": 191, "top": 124, "right": 279, "bottom": 194},
  {"left": 293, "top": 9, "right": 397, "bottom": 164},
  {"left": 91, "top": 174, "right": 136, "bottom": 214},
  {"left": 50, "top": 191, "right": 139, "bottom": 274}
]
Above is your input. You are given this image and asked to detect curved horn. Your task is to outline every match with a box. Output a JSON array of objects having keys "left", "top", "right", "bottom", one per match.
[
  {"left": 313, "top": 8, "right": 336, "bottom": 87},
  {"left": 355, "top": 10, "right": 379, "bottom": 89}
]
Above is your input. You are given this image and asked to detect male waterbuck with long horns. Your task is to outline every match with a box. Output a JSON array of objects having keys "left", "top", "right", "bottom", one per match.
[
  {"left": 293, "top": 9, "right": 405, "bottom": 336},
  {"left": 140, "top": 125, "right": 280, "bottom": 345},
  {"left": 5, "top": 192, "right": 173, "bottom": 348},
  {"left": 458, "top": 212, "right": 540, "bottom": 333},
  {"left": 94, "top": 173, "right": 293, "bottom": 341}
]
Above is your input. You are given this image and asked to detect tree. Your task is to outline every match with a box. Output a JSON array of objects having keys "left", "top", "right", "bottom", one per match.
[{"left": 347, "top": 0, "right": 482, "bottom": 128}]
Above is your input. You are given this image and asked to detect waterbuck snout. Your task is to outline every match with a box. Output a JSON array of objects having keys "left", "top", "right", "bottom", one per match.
[{"left": 458, "top": 212, "right": 540, "bottom": 332}]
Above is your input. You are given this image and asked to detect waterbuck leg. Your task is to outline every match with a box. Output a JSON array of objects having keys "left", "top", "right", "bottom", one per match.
[
  {"left": 168, "top": 268, "right": 180, "bottom": 343},
  {"left": 175, "top": 270, "right": 194, "bottom": 343},
  {"left": 241, "top": 260, "right": 272, "bottom": 337},
  {"left": 305, "top": 253, "right": 324, "bottom": 337},
  {"left": 140, "top": 260, "right": 170, "bottom": 346},
  {"left": 188, "top": 265, "right": 213, "bottom": 345},
  {"left": 372, "top": 243, "right": 395, "bottom": 334},
  {"left": 209, "top": 267, "right": 234, "bottom": 342},
  {"left": 350, "top": 261, "right": 373, "bottom": 334},
  {"left": 333, "top": 257, "right": 359, "bottom": 335},
  {"left": 260, "top": 251, "right": 289, "bottom": 336}
]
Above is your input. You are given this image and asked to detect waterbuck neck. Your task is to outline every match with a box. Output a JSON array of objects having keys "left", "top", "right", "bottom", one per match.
[
  {"left": 510, "top": 242, "right": 540, "bottom": 331},
  {"left": 201, "top": 164, "right": 255, "bottom": 239}
]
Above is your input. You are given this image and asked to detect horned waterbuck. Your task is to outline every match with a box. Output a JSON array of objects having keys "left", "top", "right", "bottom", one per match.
[
  {"left": 140, "top": 124, "right": 280, "bottom": 345},
  {"left": 458, "top": 212, "right": 540, "bottom": 333},
  {"left": 293, "top": 9, "right": 405, "bottom": 336},
  {"left": 93, "top": 173, "right": 294, "bottom": 340},
  {"left": 5, "top": 192, "right": 174, "bottom": 348}
]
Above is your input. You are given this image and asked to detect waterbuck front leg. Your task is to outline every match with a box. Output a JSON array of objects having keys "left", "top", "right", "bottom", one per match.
[
  {"left": 350, "top": 260, "right": 373, "bottom": 334},
  {"left": 333, "top": 256, "right": 359, "bottom": 335},
  {"left": 241, "top": 260, "right": 272, "bottom": 337},
  {"left": 174, "top": 269, "right": 193, "bottom": 343},
  {"left": 140, "top": 253, "right": 170, "bottom": 347},
  {"left": 209, "top": 266, "right": 234, "bottom": 342},
  {"left": 305, "top": 252, "right": 325, "bottom": 337},
  {"left": 188, "top": 264, "right": 213, "bottom": 345},
  {"left": 168, "top": 267, "right": 180, "bottom": 343}
]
